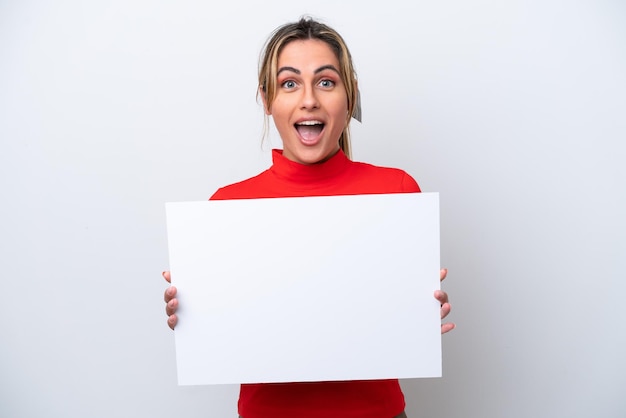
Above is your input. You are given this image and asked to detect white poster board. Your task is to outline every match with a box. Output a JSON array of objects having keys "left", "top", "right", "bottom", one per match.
[{"left": 166, "top": 192, "right": 441, "bottom": 385}]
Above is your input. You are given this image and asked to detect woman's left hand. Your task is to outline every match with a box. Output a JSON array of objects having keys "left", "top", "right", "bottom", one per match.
[{"left": 435, "top": 268, "right": 455, "bottom": 334}]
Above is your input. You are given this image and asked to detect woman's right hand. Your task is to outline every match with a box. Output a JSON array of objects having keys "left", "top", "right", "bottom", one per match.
[{"left": 163, "top": 271, "right": 178, "bottom": 330}]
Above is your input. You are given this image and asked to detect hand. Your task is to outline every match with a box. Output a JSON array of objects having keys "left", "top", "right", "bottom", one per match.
[
  {"left": 435, "top": 268, "right": 455, "bottom": 334},
  {"left": 163, "top": 271, "right": 178, "bottom": 330}
]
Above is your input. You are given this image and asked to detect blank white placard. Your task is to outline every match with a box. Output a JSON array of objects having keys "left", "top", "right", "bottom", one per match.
[{"left": 165, "top": 192, "right": 441, "bottom": 385}]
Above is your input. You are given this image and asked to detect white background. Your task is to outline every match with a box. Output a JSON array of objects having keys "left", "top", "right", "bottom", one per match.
[{"left": 1, "top": 1, "right": 624, "bottom": 417}]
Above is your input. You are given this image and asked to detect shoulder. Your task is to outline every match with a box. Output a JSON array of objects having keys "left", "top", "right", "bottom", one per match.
[
  {"left": 209, "top": 170, "right": 271, "bottom": 200},
  {"left": 348, "top": 160, "right": 421, "bottom": 193}
]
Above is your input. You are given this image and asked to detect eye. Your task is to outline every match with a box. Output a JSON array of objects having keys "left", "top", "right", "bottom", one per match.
[
  {"left": 281, "top": 80, "right": 297, "bottom": 89},
  {"left": 319, "top": 79, "right": 335, "bottom": 88}
]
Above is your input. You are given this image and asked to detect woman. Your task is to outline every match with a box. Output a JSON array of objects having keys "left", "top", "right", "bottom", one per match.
[{"left": 163, "top": 17, "right": 454, "bottom": 418}]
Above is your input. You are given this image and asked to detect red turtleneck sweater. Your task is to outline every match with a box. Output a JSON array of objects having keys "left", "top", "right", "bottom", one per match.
[{"left": 210, "top": 149, "right": 420, "bottom": 418}]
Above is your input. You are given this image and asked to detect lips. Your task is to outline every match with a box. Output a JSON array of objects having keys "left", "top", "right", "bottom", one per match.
[{"left": 295, "top": 120, "right": 325, "bottom": 141}]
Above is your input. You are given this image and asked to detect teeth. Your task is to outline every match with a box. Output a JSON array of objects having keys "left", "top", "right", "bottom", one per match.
[{"left": 297, "top": 120, "right": 323, "bottom": 126}]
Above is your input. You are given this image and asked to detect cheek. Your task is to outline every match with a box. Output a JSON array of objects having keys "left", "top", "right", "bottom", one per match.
[
  {"left": 269, "top": 105, "right": 287, "bottom": 125},
  {"left": 270, "top": 98, "right": 293, "bottom": 123},
  {"left": 330, "top": 97, "right": 349, "bottom": 121},
  {"left": 330, "top": 91, "right": 348, "bottom": 113}
]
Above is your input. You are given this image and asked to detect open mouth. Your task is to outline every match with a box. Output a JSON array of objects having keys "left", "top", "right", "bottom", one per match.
[{"left": 295, "top": 120, "right": 325, "bottom": 141}]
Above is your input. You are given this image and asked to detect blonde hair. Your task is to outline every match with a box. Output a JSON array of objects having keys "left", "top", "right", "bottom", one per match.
[{"left": 258, "top": 17, "right": 358, "bottom": 159}]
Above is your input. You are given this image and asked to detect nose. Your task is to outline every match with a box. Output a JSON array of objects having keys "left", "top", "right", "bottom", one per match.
[{"left": 300, "top": 85, "right": 319, "bottom": 110}]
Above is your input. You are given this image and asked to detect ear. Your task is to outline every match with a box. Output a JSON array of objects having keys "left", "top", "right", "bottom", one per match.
[{"left": 259, "top": 86, "right": 271, "bottom": 115}]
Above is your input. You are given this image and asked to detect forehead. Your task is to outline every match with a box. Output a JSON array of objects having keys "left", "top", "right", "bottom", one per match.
[{"left": 278, "top": 39, "right": 340, "bottom": 68}]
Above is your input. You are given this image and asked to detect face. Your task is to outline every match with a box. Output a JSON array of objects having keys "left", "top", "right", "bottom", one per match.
[{"left": 265, "top": 39, "right": 348, "bottom": 165}]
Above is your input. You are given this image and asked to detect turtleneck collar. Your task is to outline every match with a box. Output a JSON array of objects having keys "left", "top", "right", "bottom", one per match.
[{"left": 269, "top": 149, "right": 351, "bottom": 183}]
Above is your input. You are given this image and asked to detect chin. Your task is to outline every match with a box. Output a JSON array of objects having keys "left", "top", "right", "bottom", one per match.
[{"left": 287, "top": 146, "right": 338, "bottom": 165}]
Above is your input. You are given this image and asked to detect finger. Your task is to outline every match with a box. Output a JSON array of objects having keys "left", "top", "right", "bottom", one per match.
[
  {"left": 163, "top": 270, "right": 171, "bottom": 284},
  {"left": 440, "top": 302, "right": 451, "bottom": 320},
  {"left": 434, "top": 289, "right": 449, "bottom": 305},
  {"left": 440, "top": 268, "right": 448, "bottom": 282},
  {"left": 165, "top": 298, "right": 178, "bottom": 317},
  {"left": 441, "top": 322, "right": 455, "bottom": 335},
  {"left": 164, "top": 285, "right": 177, "bottom": 303},
  {"left": 167, "top": 314, "right": 178, "bottom": 330}
]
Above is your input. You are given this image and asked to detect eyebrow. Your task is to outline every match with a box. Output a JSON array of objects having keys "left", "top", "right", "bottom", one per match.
[{"left": 277, "top": 65, "right": 340, "bottom": 76}]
